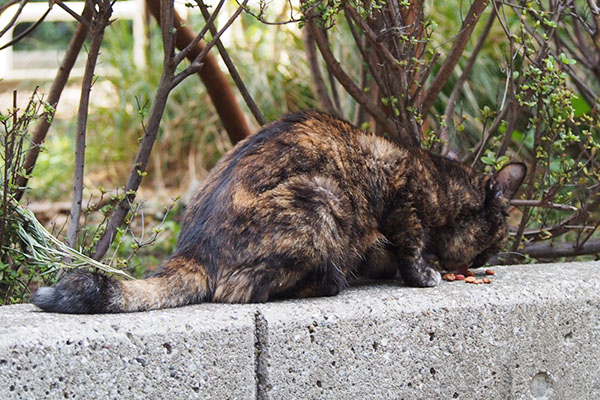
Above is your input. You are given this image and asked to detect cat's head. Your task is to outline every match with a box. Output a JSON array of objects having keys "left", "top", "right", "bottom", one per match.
[{"left": 431, "top": 162, "right": 527, "bottom": 271}]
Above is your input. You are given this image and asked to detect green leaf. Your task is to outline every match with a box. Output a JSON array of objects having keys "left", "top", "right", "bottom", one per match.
[{"left": 481, "top": 156, "right": 495, "bottom": 165}]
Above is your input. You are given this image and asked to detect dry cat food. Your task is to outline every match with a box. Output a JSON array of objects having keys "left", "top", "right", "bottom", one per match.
[
  {"left": 443, "top": 272, "right": 492, "bottom": 284},
  {"left": 442, "top": 273, "right": 456, "bottom": 281}
]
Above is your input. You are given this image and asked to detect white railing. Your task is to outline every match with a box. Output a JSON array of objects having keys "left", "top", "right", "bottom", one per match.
[{"left": 0, "top": 0, "right": 194, "bottom": 80}]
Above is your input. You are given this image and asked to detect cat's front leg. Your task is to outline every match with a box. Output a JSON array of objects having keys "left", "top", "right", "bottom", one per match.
[
  {"left": 398, "top": 255, "right": 441, "bottom": 287},
  {"left": 384, "top": 211, "right": 441, "bottom": 287}
]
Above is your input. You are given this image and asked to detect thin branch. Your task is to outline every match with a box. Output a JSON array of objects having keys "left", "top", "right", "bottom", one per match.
[
  {"left": 0, "top": 6, "right": 51, "bottom": 50},
  {"left": 14, "top": 4, "right": 93, "bottom": 201},
  {"left": 587, "top": 0, "right": 600, "bottom": 46},
  {"left": 467, "top": 102, "right": 510, "bottom": 166},
  {"left": 344, "top": 4, "right": 401, "bottom": 74},
  {"left": 95, "top": 0, "right": 232, "bottom": 260},
  {"left": 303, "top": 11, "right": 398, "bottom": 139},
  {"left": 145, "top": 0, "right": 251, "bottom": 144},
  {"left": 171, "top": 2, "right": 246, "bottom": 89},
  {"left": 67, "top": 2, "right": 113, "bottom": 249},
  {"left": 523, "top": 186, "right": 600, "bottom": 242},
  {"left": 511, "top": 94, "right": 544, "bottom": 251},
  {"left": 491, "top": 238, "right": 600, "bottom": 264},
  {"left": 54, "top": 0, "right": 92, "bottom": 28},
  {"left": 322, "top": 29, "right": 342, "bottom": 115},
  {"left": 422, "top": 0, "right": 490, "bottom": 118},
  {"left": 0, "top": 0, "right": 27, "bottom": 39},
  {"left": 510, "top": 199, "right": 578, "bottom": 211},
  {"left": 343, "top": 9, "right": 387, "bottom": 97},
  {"left": 197, "top": 0, "right": 266, "bottom": 126},
  {"left": 234, "top": 0, "right": 301, "bottom": 25},
  {"left": 172, "top": 0, "right": 225, "bottom": 66},
  {"left": 440, "top": 9, "right": 496, "bottom": 157},
  {"left": 303, "top": 25, "right": 338, "bottom": 115}
]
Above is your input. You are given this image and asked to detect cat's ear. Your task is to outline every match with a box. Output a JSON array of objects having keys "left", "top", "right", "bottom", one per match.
[{"left": 488, "top": 162, "right": 527, "bottom": 199}]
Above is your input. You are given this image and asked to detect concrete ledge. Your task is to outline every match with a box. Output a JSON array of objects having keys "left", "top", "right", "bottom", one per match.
[{"left": 1, "top": 262, "right": 599, "bottom": 399}]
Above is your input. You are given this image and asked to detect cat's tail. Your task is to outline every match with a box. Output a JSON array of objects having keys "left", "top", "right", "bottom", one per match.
[{"left": 32, "top": 256, "right": 212, "bottom": 313}]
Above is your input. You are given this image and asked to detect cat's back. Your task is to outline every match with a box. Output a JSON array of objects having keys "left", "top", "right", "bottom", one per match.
[{"left": 176, "top": 111, "right": 370, "bottom": 253}]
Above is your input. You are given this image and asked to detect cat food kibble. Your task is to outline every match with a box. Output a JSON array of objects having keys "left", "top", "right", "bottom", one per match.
[
  {"left": 442, "top": 273, "right": 456, "bottom": 281},
  {"left": 485, "top": 269, "right": 495, "bottom": 275},
  {"left": 454, "top": 274, "right": 465, "bottom": 280},
  {"left": 465, "top": 276, "right": 476, "bottom": 283},
  {"left": 482, "top": 278, "right": 492, "bottom": 284}
]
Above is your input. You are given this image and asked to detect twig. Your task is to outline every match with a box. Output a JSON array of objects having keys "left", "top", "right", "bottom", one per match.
[
  {"left": 587, "top": 0, "right": 600, "bottom": 46},
  {"left": 523, "top": 186, "right": 600, "bottom": 242},
  {"left": 322, "top": 29, "right": 342, "bottom": 115},
  {"left": 440, "top": 9, "right": 496, "bottom": 157},
  {"left": 510, "top": 199, "right": 578, "bottom": 211},
  {"left": 95, "top": 0, "right": 236, "bottom": 260},
  {"left": 234, "top": 0, "right": 301, "bottom": 25},
  {"left": 197, "top": 0, "right": 266, "bottom": 126},
  {"left": 67, "top": 1, "right": 113, "bottom": 249},
  {"left": 0, "top": 0, "right": 27, "bottom": 39},
  {"left": 54, "top": 0, "right": 92, "bottom": 29},
  {"left": 491, "top": 238, "right": 600, "bottom": 264},
  {"left": 303, "top": 26, "right": 337, "bottom": 115},
  {"left": 171, "top": 2, "right": 247, "bottom": 89},
  {"left": 511, "top": 94, "right": 544, "bottom": 251},
  {"left": 14, "top": 5, "right": 93, "bottom": 202},
  {"left": 304, "top": 12, "right": 397, "bottom": 138},
  {"left": 172, "top": 0, "right": 225, "bottom": 66},
  {"left": 145, "top": 0, "right": 251, "bottom": 144},
  {"left": 0, "top": 6, "right": 52, "bottom": 50},
  {"left": 422, "top": 0, "right": 490, "bottom": 118}
]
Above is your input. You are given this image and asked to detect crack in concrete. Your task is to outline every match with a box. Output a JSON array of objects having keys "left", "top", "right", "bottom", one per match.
[{"left": 254, "top": 310, "right": 269, "bottom": 400}]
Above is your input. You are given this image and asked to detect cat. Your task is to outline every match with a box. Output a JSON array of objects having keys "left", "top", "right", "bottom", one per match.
[{"left": 32, "top": 111, "right": 526, "bottom": 313}]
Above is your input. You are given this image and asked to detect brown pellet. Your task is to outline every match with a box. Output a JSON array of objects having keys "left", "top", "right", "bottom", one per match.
[{"left": 443, "top": 273, "right": 456, "bottom": 282}]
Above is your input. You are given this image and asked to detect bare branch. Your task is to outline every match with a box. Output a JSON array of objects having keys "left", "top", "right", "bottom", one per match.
[
  {"left": 53, "top": 0, "right": 92, "bottom": 28},
  {"left": 511, "top": 199, "right": 579, "bottom": 212},
  {"left": 303, "top": 26, "right": 338, "bottom": 115},
  {"left": 67, "top": 2, "right": 113, "bottom": 249},
  {"left": 587, "top": 0, "right": 600, "bottom": 46},
  {"left": 491, "top": 239, "right": 600, "bottom": 264},
  {"left": 14, "top": 5, "right": 93, "bottom": 202},
  {"left": 303, "top": 12, "right": 398, "bottom": 139},
  {"left": 0, "top": 0, "right": 27, "bottom": 39},
  {"left": 510, "top": 94, "right": 544, "bottom": 251},
  {"left": 422, "top": 0, "right": 490, "bottom": 118},
  {"left": 172, "top": 0, "right": 225, "bottom": 66},
  {"left": 93, "top": 0, "right": 182, "bottom": 260},
  {"left": 234, "top": 0, "right": 301, "bottom": 25},
  {"left": 145, "top": 0, "right": 251, "bottom": 144},
  {"left": 0, "top": 5, "right": 52, "bottom": 51},
  {"left": 170, "top": 2, "right": 246, "bottom": 89},
  {"left": 440, "top": 9, "right": 496, "bottom": 157},
  {"left": 197, "top": 0, "right": 266, "bottom": 126}
]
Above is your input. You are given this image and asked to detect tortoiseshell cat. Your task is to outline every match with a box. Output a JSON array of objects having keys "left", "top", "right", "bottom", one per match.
[{"left": 33, "top": 111, "right": 526, "bottom": 313}]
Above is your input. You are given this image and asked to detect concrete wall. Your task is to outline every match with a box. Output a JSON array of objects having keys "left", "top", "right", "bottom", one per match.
[{"left": 1, "top": 261, "right": 599, "bottom": 399}]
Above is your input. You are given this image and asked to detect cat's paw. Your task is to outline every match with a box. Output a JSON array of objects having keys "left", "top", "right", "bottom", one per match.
[{"left": 401, "top": 262, "right": 441, "bottom": 287}]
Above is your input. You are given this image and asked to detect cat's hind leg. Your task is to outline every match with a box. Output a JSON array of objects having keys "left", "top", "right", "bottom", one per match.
[{"left": 213, "top": 175, "right": 355, "bottom": 302}]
